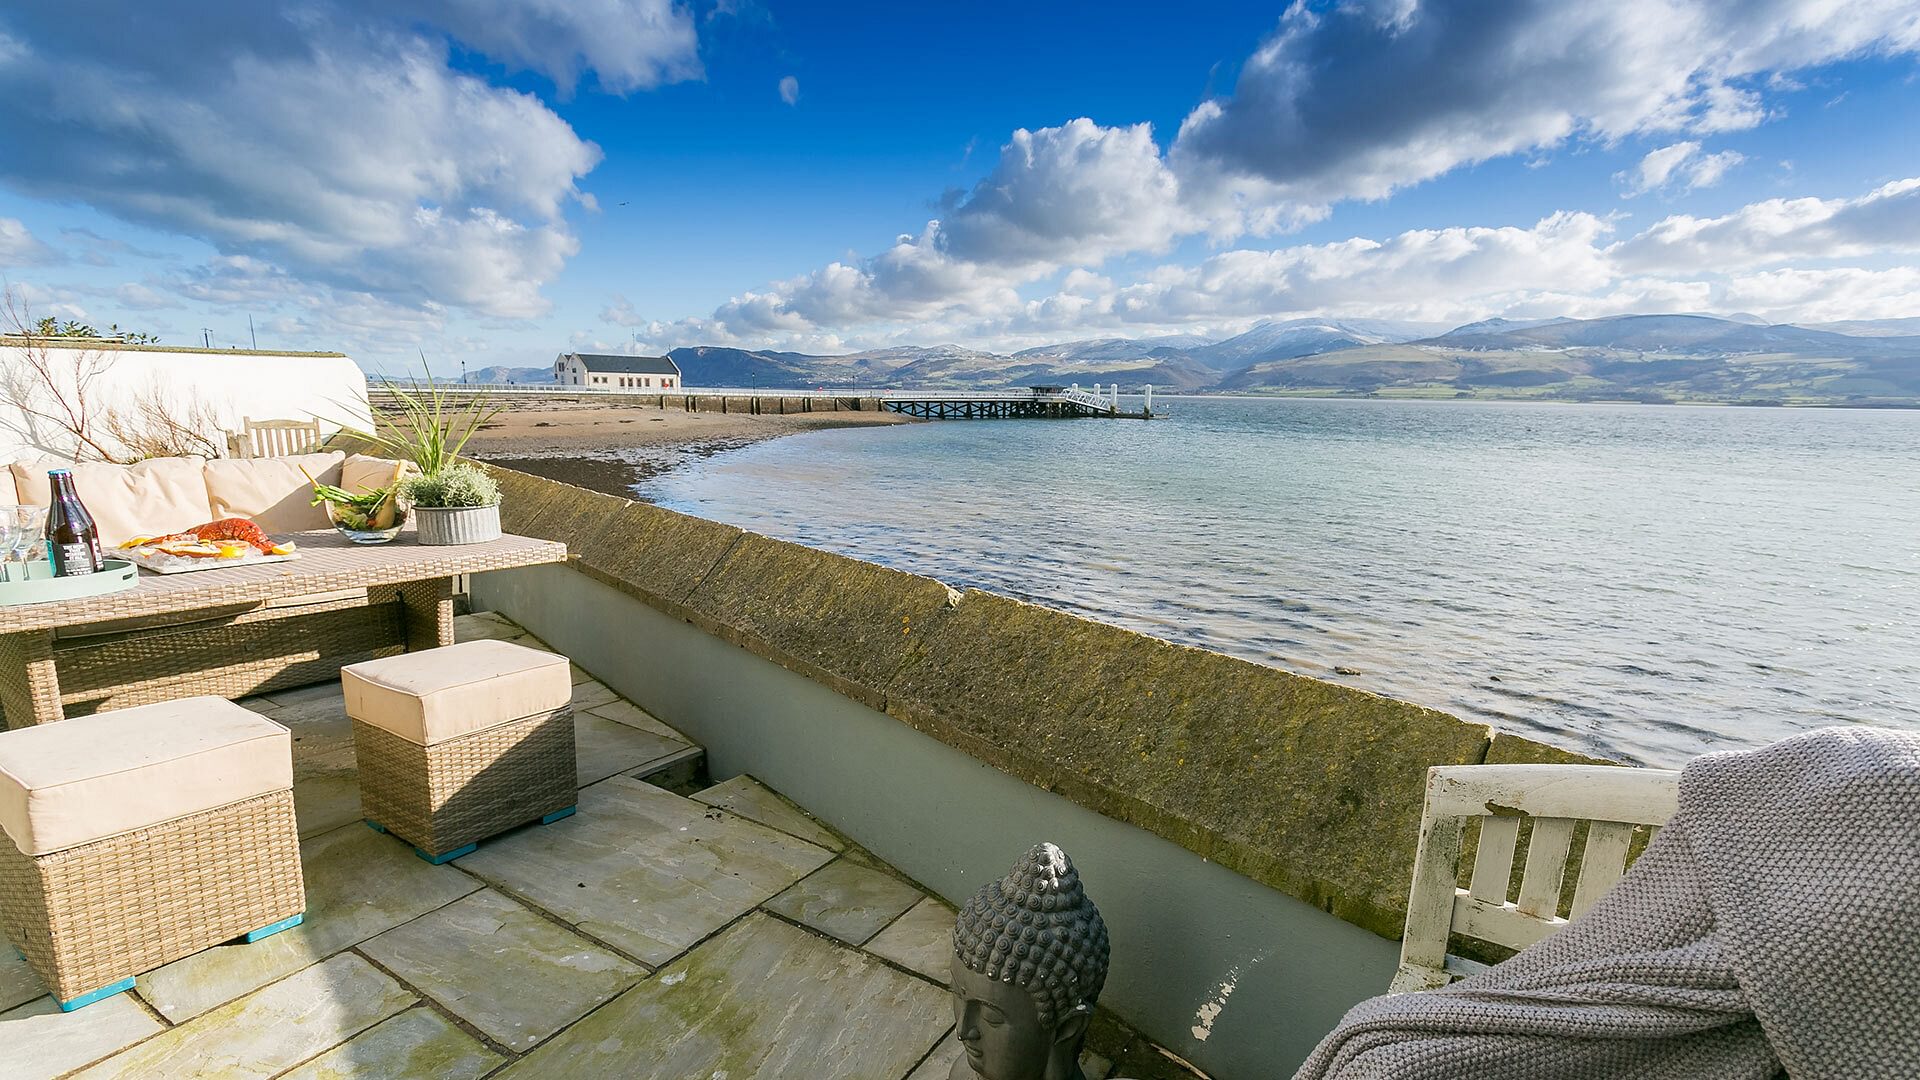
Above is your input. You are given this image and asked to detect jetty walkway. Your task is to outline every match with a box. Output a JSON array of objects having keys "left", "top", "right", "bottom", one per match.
[{"left": 375, "top": 383, "right": 1154, "bottom": 419}]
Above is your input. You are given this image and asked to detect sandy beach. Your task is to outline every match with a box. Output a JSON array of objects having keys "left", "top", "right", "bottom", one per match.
[{"left": 462, "top": 399, "right": 912, "bottom": 498}]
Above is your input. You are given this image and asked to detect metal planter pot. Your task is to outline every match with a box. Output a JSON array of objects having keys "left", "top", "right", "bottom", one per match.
[{"left": 413, "top": 503, "right": 502, "bottom": 546}]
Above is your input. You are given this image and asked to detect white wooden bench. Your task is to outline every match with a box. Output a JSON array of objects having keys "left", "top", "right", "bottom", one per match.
[{"left": 1390, "top": 764, "right": 1681, "bottom": 993}]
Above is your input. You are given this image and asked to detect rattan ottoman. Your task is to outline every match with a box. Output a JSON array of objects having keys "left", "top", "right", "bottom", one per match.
[
  {"left": 0, "top": 697, "right": 305, "bottom": 1010},
  {"left": 343, "top": 639, "right": 575, "bottom": 864}
]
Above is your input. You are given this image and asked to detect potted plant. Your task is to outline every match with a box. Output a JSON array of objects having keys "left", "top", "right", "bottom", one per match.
[
  {"left": 326, "top": 371, "right": 504, "bottom": 545},
  {"left": 404, "top": 462, "right": 502, "bottom": 545}
]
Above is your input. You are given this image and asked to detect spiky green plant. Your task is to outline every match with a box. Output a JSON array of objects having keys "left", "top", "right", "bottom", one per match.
[{"left": 339, "top": 369, "right": 502, "bottom": 477}]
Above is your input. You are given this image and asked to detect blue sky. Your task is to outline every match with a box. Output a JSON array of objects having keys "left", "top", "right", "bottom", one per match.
[{"left": 1, "top": 1, "right": 1918, "bottom": 374}]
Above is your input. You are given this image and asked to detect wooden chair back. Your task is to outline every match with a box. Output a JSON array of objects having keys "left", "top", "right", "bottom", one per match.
[
  {"left": 234, "top": 417, "right": 325, "bottom": 458},
  {"left": 1391, "top": 763, "right": 1680, "bottom": 992}
]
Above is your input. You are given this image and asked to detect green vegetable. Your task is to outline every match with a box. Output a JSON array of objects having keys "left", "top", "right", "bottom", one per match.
[{"left": 303, "top": 467, "right": 398, "bottom": 531}]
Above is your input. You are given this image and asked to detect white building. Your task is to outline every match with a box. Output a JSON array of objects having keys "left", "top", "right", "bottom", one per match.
[
  {"left": 553, "top": 352, "right": 681, "bottom": 390},
  {"left": 0, "top": 337, "right": 371, "bottom": 461}
]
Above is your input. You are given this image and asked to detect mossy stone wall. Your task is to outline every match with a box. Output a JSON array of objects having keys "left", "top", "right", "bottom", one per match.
[{"left": 486, "top": 466, "right": 1613, "bottom": 939}]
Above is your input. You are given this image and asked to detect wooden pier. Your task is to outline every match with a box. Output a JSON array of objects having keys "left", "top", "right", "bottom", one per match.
[{"left": 379, "top": 383, "right": 1156, "bottom": 419}]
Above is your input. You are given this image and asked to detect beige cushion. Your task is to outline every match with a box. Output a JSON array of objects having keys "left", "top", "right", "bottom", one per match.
[
  {"left": 203, "top": 452, "right": 344, "bottom": 533},
  {"left": 9, "top": 455, "right": 74, "bottom": 507},
  {"left": 342, "top": 454, "right": 408, "bottom": 495},
  {"left": 0, "top": 698, "right": 292, "bottom": 857},
  {"left": 66, "top": 458, "right": 215, "bottom": 544},
  {"left": 342, "top": 639, "right": 570, "bottom": 746}
]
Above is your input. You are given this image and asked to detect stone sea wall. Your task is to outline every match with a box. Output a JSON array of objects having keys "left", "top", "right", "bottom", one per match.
[{"left": 485, "top": 465, "right": 1607, "bottom": 941}]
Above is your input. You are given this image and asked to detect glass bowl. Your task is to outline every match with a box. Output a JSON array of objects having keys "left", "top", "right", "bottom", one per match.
[{"left": 325, "top": 498, "right": 409, "bottom": 544}]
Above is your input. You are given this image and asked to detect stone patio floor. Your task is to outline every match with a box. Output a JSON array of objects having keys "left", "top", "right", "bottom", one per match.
[{"left": 0, "top": 610, "right": 1105, "bottom": 1080}]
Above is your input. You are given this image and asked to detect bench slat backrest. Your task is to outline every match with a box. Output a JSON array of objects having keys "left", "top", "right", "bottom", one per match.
[
  {"left": 236, "top": 417, "right": 325, "bottom": 459},
  {"left": 1391, "top": 764, "right": 1680, "bottom": 993}
]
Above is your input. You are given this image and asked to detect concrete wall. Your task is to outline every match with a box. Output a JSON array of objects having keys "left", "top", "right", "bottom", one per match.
[
  {"left": 0, "top": 340, "right": 370, "bottom": 461},
  {"left": 474, "top": 466, "right": 1608, "bottom": 1077}
]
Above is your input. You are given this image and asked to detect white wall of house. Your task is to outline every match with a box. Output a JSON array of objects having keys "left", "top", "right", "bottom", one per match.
[{"left": 0, "top": 341, "right": 372, "bottom": 461}]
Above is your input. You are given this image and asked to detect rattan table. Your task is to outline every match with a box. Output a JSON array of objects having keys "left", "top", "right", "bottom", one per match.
[{"left": 0, "top": 530, "right": 566, "bottom": 727}]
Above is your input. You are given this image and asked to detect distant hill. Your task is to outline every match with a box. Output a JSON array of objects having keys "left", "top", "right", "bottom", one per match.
[
  {"left": 488, "top": 311, "right": 1920, "bottom": 404},
  {"left": 1186, "top": 317, "right": 1443, "bottom": 370},
  {"left": 1221, "top": 314, "right": 1920, "bottom": 402},
  {"left": 464, "top": 365, "right": 553, "bottom": 384}
]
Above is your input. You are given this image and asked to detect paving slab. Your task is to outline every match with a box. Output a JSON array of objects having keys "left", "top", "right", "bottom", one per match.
[
  {"left": 764, "top": 859, "right": 925, "bottom": 946},
  {"left": 260, "top": 681, "right": 351, "bottom": 710},
  {"left": 359, "top": 889, "right": 644, "bottom": 1051},
  {"left": 453, "top": 611, "right": 525, "bottom": 641},
  {"left": 0, "top": 938, "right": 44, "bottom": 1013},
  {"left": 906, "top": 1038, "right": 962, "bottom": 1080},
  {"left": 495, "top": 913, "right": 951, "bottom": 1080},
  {"left": 905, "top": 1040, "right": 1112, "bottom": 1080},
  {"left": 585, "top": 698, "right": 691, "bottom": 743},
  {"left": 567, "top": 662, "right": 593, "bottom": 685},
  {"left": 275, "top": 696, "right": 354, "bottom": 760},
  {"left": 575, "top": 712, "right": 689, "bottom": 788},
  {"left": 0, "top": 993, "right": 164, "bottom": 1080},
  {"left": 693, "top": 774, "right": 844, "bottom": 851},
  {"left": 864, "top": 897, "right": 958, "bottom": 985},
  {"left": 276, "top": 1007, "right": 502, "bottom": 1080},
  {"left": 571, "top": 679, "right": 620, "bottom": 712},
  {"left": 293, "top": 746, "right": 363, "bottom": 839},
  {"left": 75, "top": 953, "right": 413, "bottom": 1079},
  {"left": 457, "top": 774, "right": 833, "bottom": 967},
  {"left": 138, "top": 823, "right": 480, "bottom": 1023}
]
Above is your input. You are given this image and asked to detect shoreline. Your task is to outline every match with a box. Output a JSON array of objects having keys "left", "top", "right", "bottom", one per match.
[{"left": 462, "top": 400, "right": 912, "bottom": 498}]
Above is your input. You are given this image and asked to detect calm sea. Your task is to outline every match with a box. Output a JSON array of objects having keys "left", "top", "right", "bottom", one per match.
[{"left": 636, "top": 397, "right": 1920, "bottom": 766}]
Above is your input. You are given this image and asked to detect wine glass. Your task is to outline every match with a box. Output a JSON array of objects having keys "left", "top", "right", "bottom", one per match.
[
  {"left": 12, "top": 506, "right": 46, "bottom": 578},
  {"left": 0, "top": 509, "right": 17, "bottom": 582}
]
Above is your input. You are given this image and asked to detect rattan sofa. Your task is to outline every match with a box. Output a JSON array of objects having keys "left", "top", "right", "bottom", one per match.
[{"left": 0, "top": 452, "right": 408, "bottom": 720}]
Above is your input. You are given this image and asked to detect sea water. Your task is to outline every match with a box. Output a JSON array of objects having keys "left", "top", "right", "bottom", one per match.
[{"left": 638, "top": 397, "right": 1920, "bottom": 766}]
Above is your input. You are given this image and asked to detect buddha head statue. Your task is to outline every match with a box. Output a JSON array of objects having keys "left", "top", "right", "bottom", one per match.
[{"left": 949, "top": 843, "right": 1110, "bottom": 1080}]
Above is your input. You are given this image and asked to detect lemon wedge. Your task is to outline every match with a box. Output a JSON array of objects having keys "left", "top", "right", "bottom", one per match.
[{"left": 269, "top": 542, "right": 298, "bottom": 556}]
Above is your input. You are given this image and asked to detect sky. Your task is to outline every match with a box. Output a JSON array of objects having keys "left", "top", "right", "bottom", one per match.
[{"left": 1, "top": 1, "right": 1918, "bottom": 375}]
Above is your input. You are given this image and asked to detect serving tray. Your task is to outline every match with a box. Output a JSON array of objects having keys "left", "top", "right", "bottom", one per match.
[{"left": 0, "top": 559, "right": 140, "bottom": 606}]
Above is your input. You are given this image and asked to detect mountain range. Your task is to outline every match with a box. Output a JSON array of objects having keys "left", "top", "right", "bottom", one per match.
[{"left": 477, "top": 314, "right": 1920, "bottom": 405}]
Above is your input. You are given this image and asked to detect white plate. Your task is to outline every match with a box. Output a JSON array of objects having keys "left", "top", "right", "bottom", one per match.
[{"left": 119, "top": 548, "right": 302, "bottom": 575}]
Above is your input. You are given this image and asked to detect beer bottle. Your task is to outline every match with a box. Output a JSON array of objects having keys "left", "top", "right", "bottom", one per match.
[{"left": 44, "top": 469, "right": 103, "bottom": 577}]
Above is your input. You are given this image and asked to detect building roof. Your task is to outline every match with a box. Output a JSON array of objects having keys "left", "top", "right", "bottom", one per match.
[{"left": 559, "top": 352, "right": 680, "bottom": 376}]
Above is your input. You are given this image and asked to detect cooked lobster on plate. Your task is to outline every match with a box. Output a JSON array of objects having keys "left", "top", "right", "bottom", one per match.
[{"left": 119, "top": 518, "right": 298, "bottom": 562}]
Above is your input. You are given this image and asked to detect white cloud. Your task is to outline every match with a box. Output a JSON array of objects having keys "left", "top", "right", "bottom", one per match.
[
  {"left": 405, "top": 0, "right": 701, "bottom": 94},
  {"left": 600, "top": 294, "right": 648, "bottom": 326},
  {"left": 779, "top": 75, "right": 800, "bottom": 105},
  {"left": 637, "top": 174, "right": 1920, "bottom": 350},
  {"left": 0, "top": 217, "right": 61, "bottom": 266},
  {"left": 0, "top": 3, "right": 701, "bottom": 318},
  {"left": 1618, "top": 141, "right": 1747, "bottom": 196},
  {"left": 1169, "top": 0, "right": 1920, "bottom": 220},
  {"left": 1613, "top": 178, "right": 1920, "bottom": 271},
  {"left": 937, "top": 120, "right": 1196, "bottom": 266}
]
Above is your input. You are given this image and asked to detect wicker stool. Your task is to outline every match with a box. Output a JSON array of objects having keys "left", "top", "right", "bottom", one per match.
[
  {"left": 0, "top": 698, "right": 304, "bottom": 1011},
  {"left": 343, "top": 639, "right": 575, "bottom": 864}
]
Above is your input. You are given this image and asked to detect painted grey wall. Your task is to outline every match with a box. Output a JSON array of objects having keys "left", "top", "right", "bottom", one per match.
[{"left": 477, "top": 563, "right": 1396, "bottom": 1078}]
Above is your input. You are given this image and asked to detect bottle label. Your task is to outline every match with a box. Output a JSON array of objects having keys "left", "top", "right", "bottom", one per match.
[{"left": 55, "top": 543, "right": 97, "bottom": 576}]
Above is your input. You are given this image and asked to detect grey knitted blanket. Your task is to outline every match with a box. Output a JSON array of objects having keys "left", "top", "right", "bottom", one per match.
[{"left": 1294, "top": 727, "right": 1920, "bottom": 1080}]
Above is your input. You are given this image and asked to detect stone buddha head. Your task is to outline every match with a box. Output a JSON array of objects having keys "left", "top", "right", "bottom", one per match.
[{"left": 949, "top": 843, "right": 1110, "bottom": 1080}]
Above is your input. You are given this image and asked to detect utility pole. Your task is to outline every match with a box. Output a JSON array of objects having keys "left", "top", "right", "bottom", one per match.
[
  {"left": 248, "top": 315, "right": 257, "bottom": 350},
  {"left": 201, "top": 328, "right": 212, "bottom": 348}
]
